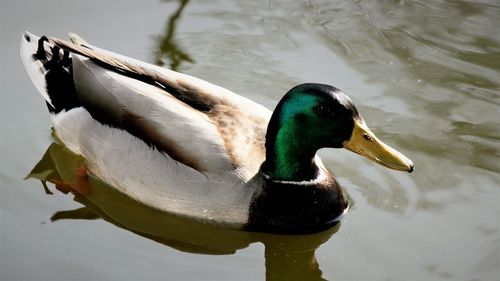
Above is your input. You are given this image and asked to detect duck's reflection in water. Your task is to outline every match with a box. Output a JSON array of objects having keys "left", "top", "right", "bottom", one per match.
[{"left": 29, "top": 141, "right": 340, "bottom": 281}]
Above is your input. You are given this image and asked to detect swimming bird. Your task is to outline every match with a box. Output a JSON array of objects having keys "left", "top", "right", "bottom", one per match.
[{"left": 20, "top": 32, "right": 413, "bottom": 234}]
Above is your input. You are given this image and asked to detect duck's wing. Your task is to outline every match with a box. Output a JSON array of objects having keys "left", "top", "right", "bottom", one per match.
[
  {"left": 52, "top": 33, "right": 270, "bottom": 116},
  {"left": 23, "top": 32, "right": 271, "bottom": 180}
]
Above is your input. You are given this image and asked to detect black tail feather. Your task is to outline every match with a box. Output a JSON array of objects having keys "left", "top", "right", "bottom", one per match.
[{"left": 36, "top": 37, "right": 81, "bottom": 114}]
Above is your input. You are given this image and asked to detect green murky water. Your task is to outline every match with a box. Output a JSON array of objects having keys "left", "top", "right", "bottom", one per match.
[{"left": 1, "top": 1, "right": 499, "bottom": 280}]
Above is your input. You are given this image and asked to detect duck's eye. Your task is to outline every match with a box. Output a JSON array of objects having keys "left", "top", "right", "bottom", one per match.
[{"left": 313, "top": 104, "right": 334, "bottom": 117}]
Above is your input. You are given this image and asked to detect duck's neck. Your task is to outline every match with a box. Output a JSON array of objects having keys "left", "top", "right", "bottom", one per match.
[{"left": 263, "top": 120, "right": 320, "bottom": 182}]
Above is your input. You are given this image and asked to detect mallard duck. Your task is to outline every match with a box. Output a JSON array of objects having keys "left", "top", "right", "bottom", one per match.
[{"left": 20, "top": 31, "right": 413, "bottom": 234}]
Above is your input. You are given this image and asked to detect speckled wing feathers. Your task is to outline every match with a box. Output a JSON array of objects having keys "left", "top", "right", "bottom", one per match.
[{"left": 49, "top": 33, "right": 272, "bottom": 180}]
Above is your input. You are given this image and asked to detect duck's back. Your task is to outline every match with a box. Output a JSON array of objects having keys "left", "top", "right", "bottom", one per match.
[{"left": 21, "top": 32, "right": 271, "bottom": 226}]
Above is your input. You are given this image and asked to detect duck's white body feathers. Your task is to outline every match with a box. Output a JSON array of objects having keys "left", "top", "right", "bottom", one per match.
[
  {"left": 21, "top": 32, "right": 272, "bottom": 226},
  {"left": 52, "top": 108, "right": 258, "bottom": 225}
]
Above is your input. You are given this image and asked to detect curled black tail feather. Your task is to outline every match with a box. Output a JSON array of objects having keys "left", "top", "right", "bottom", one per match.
[{"left": 34, "top": 36, "right": 81, "bottom": 114}]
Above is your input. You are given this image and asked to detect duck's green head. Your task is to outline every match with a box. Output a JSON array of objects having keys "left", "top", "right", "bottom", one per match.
[{"left": 264, "top": 83, "right": 414, "bottom": 181}]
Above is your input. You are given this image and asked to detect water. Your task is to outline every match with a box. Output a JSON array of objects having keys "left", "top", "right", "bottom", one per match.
[{"left": 1, "top": 0, "right": 499, "bottom": 280}]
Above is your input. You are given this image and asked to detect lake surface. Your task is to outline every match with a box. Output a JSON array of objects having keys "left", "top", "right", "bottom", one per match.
[{"left": 1, "top": 0, "right": 499, "bottom": 280}]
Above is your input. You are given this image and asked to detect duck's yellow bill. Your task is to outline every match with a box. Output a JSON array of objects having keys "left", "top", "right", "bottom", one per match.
[{"left": 343, "top": 119, "right": 414, "bottom": 173}]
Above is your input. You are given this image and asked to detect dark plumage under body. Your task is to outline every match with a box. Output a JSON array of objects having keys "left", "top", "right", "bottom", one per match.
[{"left": 248, "top": 173, "right": 347, "bottom": 234}]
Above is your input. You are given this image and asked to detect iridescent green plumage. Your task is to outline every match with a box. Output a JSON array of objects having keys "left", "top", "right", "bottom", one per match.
[{"left": 262, "top": 84, "right": 358, "bottom": 181}]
